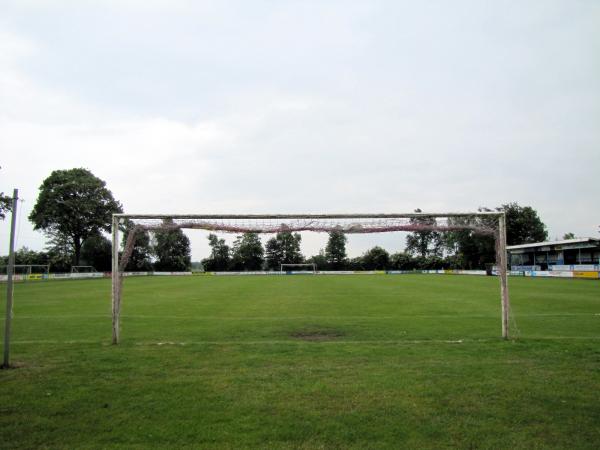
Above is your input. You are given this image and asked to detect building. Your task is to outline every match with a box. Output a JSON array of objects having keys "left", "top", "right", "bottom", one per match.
[{"left": 507, "top": 238, "right": 600, "bottom": 271}]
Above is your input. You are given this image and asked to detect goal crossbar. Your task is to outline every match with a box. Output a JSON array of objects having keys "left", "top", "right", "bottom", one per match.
[
  {"left": 111, "top": 212, "right": 509, "bottom": 344},
  {"left": 115, "top": 212, "right": 503, "bottom": 219}
]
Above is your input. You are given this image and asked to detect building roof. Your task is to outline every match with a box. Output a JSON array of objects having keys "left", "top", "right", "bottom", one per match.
[{"left": 507, "top": 238, "right": 600, "bottom": 251}]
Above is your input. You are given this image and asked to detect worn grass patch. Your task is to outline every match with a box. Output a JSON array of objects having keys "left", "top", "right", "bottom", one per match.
[{"left": 290, "top": 327, "right": 345, "bottom": 341}]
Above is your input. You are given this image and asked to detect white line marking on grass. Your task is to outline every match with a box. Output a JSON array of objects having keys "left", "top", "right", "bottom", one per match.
[
  {"left": 15, "top": 315, "right": 111, "bottom": 319},
  {"left": 133, "top": 337, "right": 600, "bottom": 345},
  {"left": 12, "top": 339, "right": 472, "bottom": 345},
  {"left": 11, "top": 340, "right": 102, "bottom": 344},
  {"left": 11, "top": 337, "right": 600, "bottom": 346},
  {"left": 136, "top": 339, "right": 471, "bottom": 345}
]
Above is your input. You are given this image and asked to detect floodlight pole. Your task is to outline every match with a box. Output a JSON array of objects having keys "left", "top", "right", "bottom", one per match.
[
  {"left": 3, "top": 189, "right": 18, "bottom": 369},
  {"left": 498, "top": 213, "right": 510, "bottom": 339},
  {"left": 111, "top": 215, "right": 120, "bottom": 344}
]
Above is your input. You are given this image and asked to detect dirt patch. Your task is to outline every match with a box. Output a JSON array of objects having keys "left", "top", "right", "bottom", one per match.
[{"left": 290, "top": 329, "right": 345, "bottom": 341}]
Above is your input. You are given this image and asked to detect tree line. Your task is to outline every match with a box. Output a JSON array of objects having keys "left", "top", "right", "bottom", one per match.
[{"left": 1, "top": 168, "right": 550, "bottom": 272}]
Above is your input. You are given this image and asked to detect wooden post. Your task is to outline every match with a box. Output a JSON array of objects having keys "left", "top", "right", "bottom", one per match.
[
  {"left": 498, "top": 213, "right": 510, "bottom": 339},
  {"left": 111, "top": 215, "right": 120, "bottom": 344},
  {"left": 2, "top": 189, "right": 19, "bottom": 368}
]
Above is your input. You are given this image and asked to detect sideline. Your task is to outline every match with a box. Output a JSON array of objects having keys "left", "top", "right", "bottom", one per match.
[{"left": 10, "top": 336, "right": 600, "bottom": 345}]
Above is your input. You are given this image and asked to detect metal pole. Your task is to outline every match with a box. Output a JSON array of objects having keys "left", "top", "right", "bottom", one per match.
[
  {"left": 3, "top": 189, "right": 19, "bottom": 368},
  {"left": 111, "top": 215, "right": 120, "bottom": 344},
  {"left": 498, "top": 213, "right": 510, "bottom": 339}
]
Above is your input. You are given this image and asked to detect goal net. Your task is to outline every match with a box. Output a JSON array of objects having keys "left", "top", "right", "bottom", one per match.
[
  {"left": 111, "top": 212, "right": 510, "bottom": 343},
  {"left": 71, "top": 265, "right": 97, "bottom": 273},
  {"left": 280, "top": 263, "right": 317, "bottom": 274}
]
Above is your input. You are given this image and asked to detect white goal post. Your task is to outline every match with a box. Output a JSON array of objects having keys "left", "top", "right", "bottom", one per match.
[
  {"left": 0, "top": 264, "right": 50, "bottom": 281},
  {"left": 111, "top": 212, "right": 510, "bottom": 344},
  {"left": 280, "top": 263, "right": 317, "bottom": 274},
  {"left": 71, "top": 265, "right": 97, "bottom": 273}
]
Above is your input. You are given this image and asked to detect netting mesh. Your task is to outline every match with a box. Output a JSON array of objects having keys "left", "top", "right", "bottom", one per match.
[
  {"left": 126, "top": 216, "right": 496, "bottom": 234},
  {"left": 117, "top": 214, "right": 499, "bottom": 272}
]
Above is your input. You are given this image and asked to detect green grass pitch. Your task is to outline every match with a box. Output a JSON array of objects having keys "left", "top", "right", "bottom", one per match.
[{"left": 1, "top": 274, "right": 599, "bottom": 449}]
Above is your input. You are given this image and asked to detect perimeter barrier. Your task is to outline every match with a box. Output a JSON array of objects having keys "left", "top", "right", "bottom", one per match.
[{"left": 1, "top": 268, "right": 598, "bottom": 282}]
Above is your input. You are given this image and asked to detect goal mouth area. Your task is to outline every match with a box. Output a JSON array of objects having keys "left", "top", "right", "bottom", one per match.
[{"left": 111, "top": 212, "right": 511, "bottom": 343}]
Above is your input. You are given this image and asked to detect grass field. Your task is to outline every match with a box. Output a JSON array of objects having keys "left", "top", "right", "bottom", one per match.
[{"left": 1, "top": 274, "right": 599, "bottom": 449}]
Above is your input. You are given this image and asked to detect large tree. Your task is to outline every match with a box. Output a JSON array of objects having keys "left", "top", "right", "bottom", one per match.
[
  {"left": 443, "top": 203, "right": 548, "bottom": 269},
  {"left": 153, "top": 220, "right": 191, "bottom": 271},
  {"left": 501, "top": 202, "right": 547, "bottom": 245},
  {"left": 265, "top": 230, "right": 303, "bottom": 269},
  {"left": 325, "top": 229, "right": 347, "bottom": 269},
  {"left": 202, "top": 234, "right": 230, "bottom": 271},
  {"left": 231, "top": 232, "right": 264, "bottom": 271},
  {"left": 29, "top": 168, "right": 122, "bottom": 265}
]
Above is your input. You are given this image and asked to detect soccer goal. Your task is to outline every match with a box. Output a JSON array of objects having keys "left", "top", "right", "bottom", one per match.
[
  {"left": 280, "top": 263, "right": 317, "bottom": 274},
  {"left": 71, "top": 265, "right": 97, "bottom": 273},
  {"left": 111, "top": 212, "right": 510, "bottom": 344},
  {"left": 0, "top": 264, "right": 50, "bottom": 281}
]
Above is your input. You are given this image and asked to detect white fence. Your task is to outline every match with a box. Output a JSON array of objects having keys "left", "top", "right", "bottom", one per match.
[
  {"left": 0, "top": 272, "right": 107, "bottom": 282},
  {"left": 1, "top": 268, "right": 598, "bottom": 282},
  {"left": 0, "top": 271, "right": 189, "bottom": 282},
  {"left": 550, "top": 264, "right": 599, "bottom": 271}
]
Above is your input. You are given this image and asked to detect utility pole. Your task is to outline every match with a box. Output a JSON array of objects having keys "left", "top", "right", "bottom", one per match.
[{"left": 3, "top": 189, "right": 19, "bottom": 369}]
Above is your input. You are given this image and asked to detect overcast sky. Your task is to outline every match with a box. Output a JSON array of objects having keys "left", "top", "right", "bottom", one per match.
[{"left": 1, "top": 0, "right": 599, "bottom": 260}]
